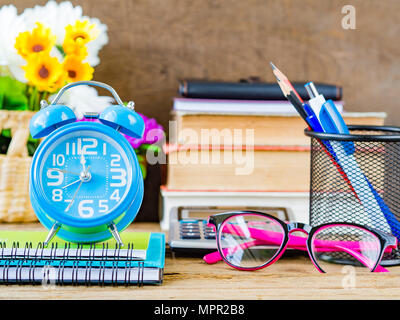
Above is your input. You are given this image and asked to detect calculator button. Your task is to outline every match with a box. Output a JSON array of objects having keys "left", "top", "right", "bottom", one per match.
[
  {"left": 180, "top": 233, "right": 201, "bottom": 239},
  {"left": 180, "top": 220, "right": 200, "bottom": 224},
  {"left": 180, "top": 230, "right": 201, "bottom": 234},
  {"left": 181, "top": 226, "right": 200, "bottom": 231},
  {"left": 204, "top": 232, "right": 216, "bottom": 239},
  {"left": 181, "top": 222, "right": 199, "bottom": 226},
  {"left": 181, "top": 230, "right": 200, "bottom": 235}
]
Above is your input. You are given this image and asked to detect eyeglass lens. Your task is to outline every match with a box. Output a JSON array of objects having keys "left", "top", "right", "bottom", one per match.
[
  {"left": 310, "top": 224, "right": 381, "bottom": 273},
  {"left": 219, "top": 214, "right": 285, "bottom": 269}
]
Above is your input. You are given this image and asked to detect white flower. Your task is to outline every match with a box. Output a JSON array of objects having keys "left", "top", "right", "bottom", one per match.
[
  {"left": 0, "top": 5, "right": 28, "bottom": 82},
  {"left": 20, "top": 1, "right": 108, "bottom": 67},
  {"left": 21, "top": 1, "right": 82, "bottom": 45},
  {"left": 84, "top": 16, "right": 108, "bottom": 67},
  {"left": 49, "top": 85, "right": 115, "bottom": 119},
  {"left": 0, "top": 1, "right": 107, "bottom": 84}
]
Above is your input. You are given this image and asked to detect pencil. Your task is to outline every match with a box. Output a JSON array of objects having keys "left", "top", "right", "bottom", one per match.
[
  {"left": 270, "top": 62, "right": 308, "bottom": 120},
  {"left": 270, "top": 62, "right": 303, "bottom": 103}
]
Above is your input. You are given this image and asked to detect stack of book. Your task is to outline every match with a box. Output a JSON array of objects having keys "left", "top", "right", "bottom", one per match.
[
  {"left": 165, "top": 80, "right": 386, "bottom": 192},
  {"left": 159, "top": 80, "right": 386, "bottom": 228}
]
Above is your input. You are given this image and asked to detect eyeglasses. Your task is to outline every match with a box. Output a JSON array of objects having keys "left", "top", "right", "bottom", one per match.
[{"left": 203, "top": 211, "right": 398, "bottom": 273}]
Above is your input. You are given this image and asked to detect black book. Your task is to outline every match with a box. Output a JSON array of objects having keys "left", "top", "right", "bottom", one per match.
[{"left": 179, "top": 79, "right": 342, "bottom": 101}]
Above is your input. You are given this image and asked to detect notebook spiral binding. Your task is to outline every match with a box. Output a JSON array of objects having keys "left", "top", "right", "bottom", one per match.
[
  {"left": 0, "top": 241, "right": 141, "bottom": 261},
  {"left": 0, "top": 242, "right": 146, "bottom": 286}
]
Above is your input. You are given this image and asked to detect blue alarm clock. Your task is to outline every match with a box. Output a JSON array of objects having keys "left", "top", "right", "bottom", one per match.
[{"left": 29, "top": 81, "right": 145, "bottom": 246}]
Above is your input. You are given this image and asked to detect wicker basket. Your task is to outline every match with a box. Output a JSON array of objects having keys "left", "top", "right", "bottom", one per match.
[{"left": 0, "top": 110, "right": 37, "bottom": 222}]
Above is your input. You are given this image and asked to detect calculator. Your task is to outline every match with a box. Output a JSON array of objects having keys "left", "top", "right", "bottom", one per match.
[{"left": 168, "top": 206, "right": 289, "bottom": 254}]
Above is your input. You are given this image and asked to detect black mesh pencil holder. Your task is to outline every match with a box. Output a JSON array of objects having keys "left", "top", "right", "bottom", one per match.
[{"left": 305, "top": 125, "right": 400, "bottom": 266}]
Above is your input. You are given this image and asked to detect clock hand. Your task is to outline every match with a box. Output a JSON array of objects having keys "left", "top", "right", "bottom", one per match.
[
  {"left": 80, "top": 153, "right": 87, "bottom": 173},
  {"left": 65, "top": 179, "right": 83, "bottom": 212},
  {"left": 47, "top": 168, "right": 81, "bottom": 176},
  {"left": 62, "top": 165, "right": 92, "bottom": 189},
  {"left": 63, "top": 166, "right": 91, "bottom": 211},
  {"left": 62, "top": 179, "right": 81, "bottom": 189}
]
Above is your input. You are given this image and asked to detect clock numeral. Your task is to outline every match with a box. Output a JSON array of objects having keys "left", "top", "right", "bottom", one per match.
[
  {"left": 47, "top": 170, "right": 64, "bottom": 186},
  {"left": 76, "top": 139, "right": 82, "bottom": 155},
  {"left": 78, "top": 138, "right": 98, "bottom": 155},
  {"left": 52, "top": 189, "right": 63, "bottom": 202},
  {"left": 110, "top": 154, "right": 121, "bottom": 167},
  {"left": 64, "top": 199, "right": 72, "bottom": 212},
  {"left": 52, "top": 154, "right": 65, "bottom": 166},
  {"left": 67, "top": 138, "right": 98, "bottom": 155},
  {"left": 78, "top": 200, "right": 94, "bottom": 218},
  {"left": 66, "top": 142, "right": 76, "bottom": 155},
  {"left": 110, "top": 189, "right": 120, "bottom": 202},
  {"left": 99, "top": 200, "right": 109, "bottom": 213},
  {"left": 110, "top": 168, "right": 127, "bottom": 187}
]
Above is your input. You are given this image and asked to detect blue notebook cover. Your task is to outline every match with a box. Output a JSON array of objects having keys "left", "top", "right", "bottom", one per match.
[{"left": 144, "top": 232, "right": 165, "bottom": 269}]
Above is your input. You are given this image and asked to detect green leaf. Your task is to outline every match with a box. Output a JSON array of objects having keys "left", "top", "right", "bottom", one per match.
[
  {"left": 55, "top": 44, "right": 65, "bottom": 57},
  {"left": 0, "top": 134, "right": 11, "bottom": 154},
  {"left": 136, "top": 154, "right": 147, "bottom": 179},
  {"left": 142, "top": 144, "right": 161, "bottom": 154},
  {"left": 1, "top": 128, "right": 11, "bottom": 138},
  {"left": 27, "top": 134, "right": 40, "bottom": 157},
  {"left": 0, "top": 76, "right": 28, "bottom": 110}
]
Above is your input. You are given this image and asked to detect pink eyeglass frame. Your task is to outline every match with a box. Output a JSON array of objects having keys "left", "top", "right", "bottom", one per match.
[{"left": 204, "top": 211, "right": 398, "bottom": 273}]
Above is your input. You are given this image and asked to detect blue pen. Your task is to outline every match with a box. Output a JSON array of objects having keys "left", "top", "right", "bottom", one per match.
[
  {"left": 305, "top": 83, "right": 355, "bottom": 154},
  {"left": 303, "top": 102, "right": 324, "bottom": 132}
]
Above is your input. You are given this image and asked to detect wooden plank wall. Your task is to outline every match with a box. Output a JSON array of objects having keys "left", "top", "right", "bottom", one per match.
[{"left": 6, "top": 0, "right": 400, "bottom": 130}]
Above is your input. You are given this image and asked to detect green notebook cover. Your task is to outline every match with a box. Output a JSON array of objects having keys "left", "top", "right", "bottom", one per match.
[{"left": 0, "top": 230, "right": 151, "bottom": 250}]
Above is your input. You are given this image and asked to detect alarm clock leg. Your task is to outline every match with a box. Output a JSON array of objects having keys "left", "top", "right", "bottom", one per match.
[
  {"left": 108, "top": 222, "right": 124, "bottom": 247},
  {"left": 44, "top": 222, "right": 61, "bottom": 247}
]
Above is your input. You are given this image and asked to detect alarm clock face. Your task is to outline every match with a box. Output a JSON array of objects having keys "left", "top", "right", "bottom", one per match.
[{"left": 37, "top": 130, "right": 133, "bottom": 221}]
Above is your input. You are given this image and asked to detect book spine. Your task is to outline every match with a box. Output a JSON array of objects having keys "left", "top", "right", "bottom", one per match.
[{"left": 179, "top": 80, "right": 342, "bottom": 101}]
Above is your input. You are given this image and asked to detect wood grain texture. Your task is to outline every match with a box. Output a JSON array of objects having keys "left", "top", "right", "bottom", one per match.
[
  {"left": 3, "top": 0, "right": 400, "bottom": 131},
  {"left": 0, "top": 222, "right": 400, "bottom": 300}
]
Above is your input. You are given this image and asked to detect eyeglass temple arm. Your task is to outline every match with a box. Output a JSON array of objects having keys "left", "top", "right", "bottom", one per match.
[
  {"left": 334, "top": 245, "right": 388, "bottom": 272},
  {"left": 212, "top": 222, "right": 390, "bottom": 251},
  {"left": 203, "top": 239, "right": 267, "bottom": 264}
]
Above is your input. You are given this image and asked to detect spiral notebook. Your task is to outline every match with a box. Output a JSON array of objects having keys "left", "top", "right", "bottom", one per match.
[{"left": 0, "top": 231, "right": 165, "bottom": 286}]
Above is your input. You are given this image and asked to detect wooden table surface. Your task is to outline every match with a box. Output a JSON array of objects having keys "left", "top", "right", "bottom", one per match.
[{"left": 0, "top": 222, "right": 400, "bottom": 300}]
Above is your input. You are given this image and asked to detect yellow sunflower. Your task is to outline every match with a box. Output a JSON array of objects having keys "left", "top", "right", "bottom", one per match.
[
  {"left": 63, "top": 19, "right": 98, "bottom": 50},
  {"left": 51, "top": 72, "right": 68, "bottom": 92},
  {"left": 62, "top": 55, "right": 94, "bottom": 82},
  {"left": 15, "top": 22, "right": 56, "bottom": 59},
  {"left": 23, "top": 53, "right": 63, "bottom": 92},
  {"left": 62, "top": 40, "right": 88, "bottom": 60}
]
